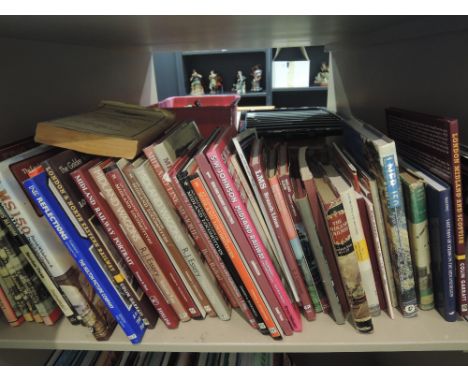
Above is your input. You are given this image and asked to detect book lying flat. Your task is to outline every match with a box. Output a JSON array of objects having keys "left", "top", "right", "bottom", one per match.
[{"left": 34, "top": 101, "right": 175, "bottom": 159}]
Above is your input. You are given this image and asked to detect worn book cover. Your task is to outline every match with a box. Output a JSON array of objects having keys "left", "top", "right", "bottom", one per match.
[
  {"left": 35, "top": 101, "right": 175, "bottom": 159},
  {"left": 315, "top": 175, "right": 373, "bottom": 333}
]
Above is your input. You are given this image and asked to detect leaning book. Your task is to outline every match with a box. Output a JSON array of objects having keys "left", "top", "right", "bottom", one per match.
[
  {"left": 343, "top": 118, "right": 418, "bottom": 318},
  {"left": 24, "top": 167, "right": 145, "bottom": 344}
]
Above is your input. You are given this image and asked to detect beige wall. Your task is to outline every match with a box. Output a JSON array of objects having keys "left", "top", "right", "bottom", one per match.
[{"left": 330, "top": 31, "right": 468, "bottom": 144}]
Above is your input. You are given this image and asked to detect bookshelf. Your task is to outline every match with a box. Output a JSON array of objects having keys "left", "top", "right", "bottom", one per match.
[
  {"left": 1, "top": 15, "right": 468, "bottom": 359},
  {"left": 155, "top": 46, "right": 329, "bottom": 107},
  {"left": 2, "top": 310, "right": 468, "bottom": 353}
]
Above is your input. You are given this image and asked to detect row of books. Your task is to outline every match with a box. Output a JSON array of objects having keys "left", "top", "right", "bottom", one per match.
[
  {"left": 44, "top": 350, "right": 286, "bottom": 366},
  {"left": 0, "top": 102, "right": 466, "bottom": 344}
]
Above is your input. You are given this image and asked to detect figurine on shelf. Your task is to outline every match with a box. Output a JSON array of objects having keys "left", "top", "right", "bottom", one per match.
[
  {"left": 314, "top": 62, "right": 329, "bottom": 86},
  {"left": 250, "top": 64, "right": 263, "bottom": 92},
  {"left": 190, "top": 69, "right": 204, "bottom": 95},
  {"left": 208, "top": 70, "right": 223, "bottom": 94},
  {"left": 232, "top": 70, "right": 246, "bottom": 94}
]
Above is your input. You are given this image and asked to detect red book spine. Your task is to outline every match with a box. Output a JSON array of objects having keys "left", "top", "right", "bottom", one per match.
[
  {"left": 71, "top": 161, "right": 179, "bottom": 329},
  {"left": 196, "top": 150, "right": 293, "bottom": 336},
  {"left": 302, "top": 177, "right": 350, "bottom": 314},
  {"left": 144, "top": 146, "right": 239, "bottom": 308},
  {"left": 206, "top": 127, "right": 301, "bottom": 332},
  {"left": 356, "top": 196, "right": 386, "bottom": 311},
  {"left": 449, "top": 123, "right": 468, "bottom": 316},
  {"left": 104, "top": 163, "right": 202, "bottom": 319}
]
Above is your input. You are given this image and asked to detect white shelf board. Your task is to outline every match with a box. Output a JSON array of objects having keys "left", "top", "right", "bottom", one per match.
[{"left": 1, "top": 309, "right": 468, "bottom": 352}]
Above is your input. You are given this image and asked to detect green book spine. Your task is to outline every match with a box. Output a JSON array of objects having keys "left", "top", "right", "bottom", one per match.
[{"left": 401, "top": 174, "right": 434, "bottom": 310}]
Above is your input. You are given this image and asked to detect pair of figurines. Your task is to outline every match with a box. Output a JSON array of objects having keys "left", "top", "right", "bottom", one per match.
[
  {"left": 190, "top": 69, "right": 223, "bottom": 95},
  {"left": 232, "top": 65, "right": 263, "bottom": 94}
]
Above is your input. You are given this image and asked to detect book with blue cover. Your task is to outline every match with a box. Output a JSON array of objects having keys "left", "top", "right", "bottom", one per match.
[
  {"left": 23, "top": 167, "right": 146, "bottom": 344},
  {"left": 400, "top": 159, "right": 456, "bottom": 322}
]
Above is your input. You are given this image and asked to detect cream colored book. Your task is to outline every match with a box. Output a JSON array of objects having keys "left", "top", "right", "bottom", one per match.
[
  {"left": 133, "top": 159, "right": 231, "bottom": 321},
  {"left": 35, "top": 101, "right": 175, "bottom": 159},
  {"left": 323, "top": 164, "right": 381, "bottom": 316},
  {"left": 88, "top": 161, "right": 190, "bottom": 322}
]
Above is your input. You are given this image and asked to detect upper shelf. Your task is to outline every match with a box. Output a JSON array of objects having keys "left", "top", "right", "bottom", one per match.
[
  {"left": 1, "top": 309, "right": 468, "bottom": 352},
  {"left": 0, "top": 16, "right": 458, "bottom": 51}
]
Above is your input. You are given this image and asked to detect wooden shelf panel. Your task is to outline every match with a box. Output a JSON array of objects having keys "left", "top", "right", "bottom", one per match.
[{"left": 1, "top": 309, "right": 468, "bottom": 352}]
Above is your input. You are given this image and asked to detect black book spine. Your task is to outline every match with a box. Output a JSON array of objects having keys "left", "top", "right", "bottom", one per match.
[{"left": 177, "top": 169, "right": 270, "bottom": 336}]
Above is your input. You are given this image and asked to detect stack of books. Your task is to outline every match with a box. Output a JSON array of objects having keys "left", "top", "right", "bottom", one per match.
[{"left": 0, "top": 101, "right": 465, "bottom": 344}]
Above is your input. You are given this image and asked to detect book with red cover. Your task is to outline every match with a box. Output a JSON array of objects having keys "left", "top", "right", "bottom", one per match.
[
  {"left": 195, "top": 130, "right": 293, "bottom": 336},
  {"left": 386, "top": 108, "right": 467, "bottom": 318},
  {"left": 102, "top": 160, "right": 202, "bottom": 319},
  {"left": 144, "top": 130, "right": 240, "bottom": 309},
  {"left": 298, "top": 147, "right": 350, "bottom": 315},
  {"left": 205, "top": 126, "right": 301, "bottom": 332},
  {"left": 71, "top": 159, "right": 179, "bottom": 329}
]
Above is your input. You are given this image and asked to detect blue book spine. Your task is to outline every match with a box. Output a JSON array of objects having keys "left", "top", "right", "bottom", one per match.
[
  {"left": 24, "top": 170, "right": 146, "bottom": 344},
  {"left": 426, "top": 183, "right": 456, "bottom": 322}
]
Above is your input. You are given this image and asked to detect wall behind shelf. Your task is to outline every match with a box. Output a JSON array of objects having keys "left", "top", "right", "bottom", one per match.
[
  {"left": 330, "top": 31, "right": 468, "bottom": 144},
  {"left": 0, "top": 37, "right": 156, "bottom": 145}
]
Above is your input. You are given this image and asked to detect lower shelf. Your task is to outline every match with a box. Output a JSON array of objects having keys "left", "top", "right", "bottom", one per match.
[{"left": 1, "top": 309, "right": 467, "bottom": 352}]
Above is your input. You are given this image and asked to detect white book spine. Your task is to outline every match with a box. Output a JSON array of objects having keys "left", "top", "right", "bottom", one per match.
[
  {"left": 134, "top": 161, "right": 231, "bottom": 320},
  {"left": 369, "top": 179, "right": 399, "bottom": 307},
  {"left": 340, "top": 187, "right": 381, "bottom": 316}
]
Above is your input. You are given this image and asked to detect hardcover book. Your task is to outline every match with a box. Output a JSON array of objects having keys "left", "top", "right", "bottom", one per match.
[
  {"left": 290, "top": 164, "right": 346, "bottom": 325},
  {"left": 344, "top": 118, "right": 418, "bottom": 317},
  {"left": 400, "top": 160, "right": 455, "bottom": 321},
  {"left": 322, "top": 164, "right": 381, "bottom": 317},
  {"left": 297, "top": 147, "right": 350, "bottom": 316},
  {"left": 400, "top": 170, "right": 434, "bottom": 310},
  {"left": 386, "top": 107, "right": 467, "bottom": 318},
  {"left": 314, "top": 174, "right": 373, "bottom": 333},
  {"left": 34, "top": 101, "right": 175, "bottom": 159}
]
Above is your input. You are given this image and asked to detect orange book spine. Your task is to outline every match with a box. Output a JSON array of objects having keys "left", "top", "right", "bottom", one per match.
[
  {"left": 0, "top": 285, "right": 24, "bottom": 327},
  {"left": 191, "top": 176, "right": 282, "bottom": 338}
]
